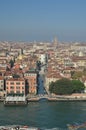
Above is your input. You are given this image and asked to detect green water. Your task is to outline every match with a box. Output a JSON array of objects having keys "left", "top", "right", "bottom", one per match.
[{"left": 0, "top": 101, "right": 86, "bottom": 130}]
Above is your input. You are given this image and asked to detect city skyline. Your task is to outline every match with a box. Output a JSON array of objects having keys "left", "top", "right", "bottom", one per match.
[{"left": 0, "top": 0, "right": 86, "bottom": 42}]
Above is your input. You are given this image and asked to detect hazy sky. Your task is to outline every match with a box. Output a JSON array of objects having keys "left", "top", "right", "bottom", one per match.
[{"left": 0, "top": 0, "right": 86, "bottom": 42}]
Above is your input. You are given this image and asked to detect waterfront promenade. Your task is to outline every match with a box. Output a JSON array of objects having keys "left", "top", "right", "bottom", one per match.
[
  {"left": 27, "top": 93, "right": 86, "bottom": 102},
  {"left": 1, "top": 93, "right": 86, "bottom": 103}
]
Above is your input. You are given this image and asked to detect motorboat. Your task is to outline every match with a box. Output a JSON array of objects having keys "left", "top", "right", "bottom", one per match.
[
  {"left": 0, "top": 125, "right": 40, "bottom": 130},
  {"left": 19, "top": 125, "right": 40, "bottom": 130}
]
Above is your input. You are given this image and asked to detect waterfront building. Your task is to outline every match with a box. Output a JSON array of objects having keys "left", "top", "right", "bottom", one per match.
[
  {"left": 4, "top": 78, "right": 27, "bottom": 105},
  {"left": 24, "top": 70, "right": 37, "bottom": 95},
  {"left": 0, "top": 76, "right": 4, "bottom": 97},
  {"left": 6, "top": 78, "right": 25, "bottom": 95}
]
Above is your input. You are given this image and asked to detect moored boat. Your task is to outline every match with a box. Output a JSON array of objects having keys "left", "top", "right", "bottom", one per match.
[
  {"left": 0, "top": 125, "right": 40, "bottom": 130},
  {"left": 19, "top": 125, "right": 40, "bottom": 130}
]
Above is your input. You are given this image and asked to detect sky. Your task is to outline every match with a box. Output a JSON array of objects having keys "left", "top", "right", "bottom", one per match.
[{"left": 0, "top": 0, "right": 86, "bottom": 42}]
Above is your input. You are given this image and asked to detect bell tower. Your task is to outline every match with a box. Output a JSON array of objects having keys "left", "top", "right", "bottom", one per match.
[{"left": 53, "top": 37, "right": 58, "bottom": 47}]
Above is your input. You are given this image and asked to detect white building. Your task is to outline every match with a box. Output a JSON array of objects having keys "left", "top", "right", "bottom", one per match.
[{"left": 40, "top": 54, "right": 47, "bottom": 64}]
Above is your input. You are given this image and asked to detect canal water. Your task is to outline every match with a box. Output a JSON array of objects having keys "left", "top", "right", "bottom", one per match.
[{"left": 0, "top": 101, "right": 86, "bottom": 130}]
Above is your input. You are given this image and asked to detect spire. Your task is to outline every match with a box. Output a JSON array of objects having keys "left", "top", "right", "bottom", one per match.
[{"left": 53, "top": 37, "right": 58, "bottom": 46}]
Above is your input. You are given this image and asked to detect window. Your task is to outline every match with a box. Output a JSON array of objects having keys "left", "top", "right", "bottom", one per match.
[
  {"left": 0, "top": 89, "right": 3, "bottom": 91},
  {"left": 22, "top": 91, "right": 24, "bottom": 94},
  {"left": 10, "top": 82, "right": 14, "bottom": 85},
  {"left": 10, "top": 91, "right": 14, "bottom": 93},
  {"left": 6, "top": 82, "right": 9, "bottom": 85},
  {"left": 1, "top": 81, "right": 3, "bottom": 83},
  {"left": 22, "top": 87, "right": 24, "bottom": 89},
  {"left": 16, "top": 82, "right": 20, "bottom": 85},
  {"left": 16, "top": 86, "right": 20, "bottom": 89},
  {"left": 16, "top": 91, "right": 20, "bottom": 94},
  {"left": 1, "top": 85, "right": 3, "bottom": 88},
  {"left": 10, "top": 86, "right": 14, "bottom": 89},
  {"left": 6, "top": 87, "right": 8, "bottom": 89},
  {"left": 22, "top": 82, "right": 24, "bottom": 85}
]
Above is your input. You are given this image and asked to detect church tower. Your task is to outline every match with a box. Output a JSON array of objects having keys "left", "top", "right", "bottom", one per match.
[{"left": 53, "top": 37, "right": 58, "bottom": 47}]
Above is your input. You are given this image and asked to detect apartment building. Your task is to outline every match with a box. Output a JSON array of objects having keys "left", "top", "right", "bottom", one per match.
[
  {"left": 6, "top": 78, "right": 25, "bottom": 95},
  {"left": 24, "top": 70, "right": 37, "bottom": 94},
  {"left": 0, "top": 76, "right": 4, "bottom": 97},
  {"left": 0, "top": 76, "right": 4, "bottom": 90}
]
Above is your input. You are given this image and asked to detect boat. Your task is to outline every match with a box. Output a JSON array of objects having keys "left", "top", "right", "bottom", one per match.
[
  {"left": 67, "top": 122, "right": 86, "bottom": 130},
  {"left": 0, "top": 125, "right": 40, "bottom": 130},
  {"left": 19, "top": 125, "right": 40, "bottom": 130}
]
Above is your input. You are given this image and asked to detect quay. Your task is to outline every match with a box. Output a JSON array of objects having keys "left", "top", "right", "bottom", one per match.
[
  {"left": 27, "top": 94, "right": 86, "bottom": 102},
  {"left": 1, "top": 93, "right": 86, "bottom": 105},
  {"left": 27, "top": 97, "right": 86, "bottom": 102}
]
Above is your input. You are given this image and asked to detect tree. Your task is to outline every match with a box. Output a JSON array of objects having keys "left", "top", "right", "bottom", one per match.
[
  {"left": 9, "top": 59, "right": 14, "bottom": 68},
  {"left": 72, "top": 80, "right": 85, "bottom": 93},
  {"left": 49, "top": 78, "right": 85, "bottom": 95},
  {"left": 13, "top": 74, "right": 20, "bottom": 78},
  {"left": 36, "top": 60, "right": 41, "bottom": 70},
  {"left": 49, "top": 81, "right": 55, "bottom": 93},
  {"left": 49, "top": 78, "right": 73, "bottom": 95}
]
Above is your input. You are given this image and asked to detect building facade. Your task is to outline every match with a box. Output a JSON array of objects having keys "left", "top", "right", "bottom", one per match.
[
  {"left": 6, "top": 78, "right": 25, "bottom": 95},
  {"left": 0, "top": 76, "right": 4, "bottom": 97},
  {"left": 24, "top": 71, "right": 37, "bottom": 94}
]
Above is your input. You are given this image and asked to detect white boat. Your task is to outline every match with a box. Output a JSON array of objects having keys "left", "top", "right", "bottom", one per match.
[
  {"left": 19, "top": 126, "right": 40, "bottom": 130},
  {"left": 0, "top": 125, "right": 40, "bottom": 130}
]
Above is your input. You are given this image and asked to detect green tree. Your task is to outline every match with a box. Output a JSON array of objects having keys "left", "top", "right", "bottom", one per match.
[
  {"left": 9, "top": 59, "right": 14, "bottom": 68},
  {"left": 13, "top": 74, "right": 20, "bottom": 78},
  {"left": 49, "top": 78, "right": 73, "bottom": 95},
  {"left": 49, "top": 78, "right": 85, "bottom": 95},
  {"left": 72, "top": 80, "right": 85, "bottom": 93},
  {"left": 49, "top": 81, "right": 55, "bottom": 93},
  {"left": 36, "top": 60, "right": 41, "bottom": 70}
]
